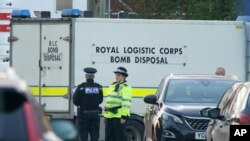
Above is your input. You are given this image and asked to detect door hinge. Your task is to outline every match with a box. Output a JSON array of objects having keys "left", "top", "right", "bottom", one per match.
[
  {"left": 8, "top": 36, "right": 19, "bottom": 42},
  {"left": 63, "top": 36, "right": 70, "bottom": 42}
]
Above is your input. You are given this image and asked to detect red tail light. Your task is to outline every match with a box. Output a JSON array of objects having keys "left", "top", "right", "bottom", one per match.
[{"left": 236, "top": 114, "right": 250, "bottom": 125}]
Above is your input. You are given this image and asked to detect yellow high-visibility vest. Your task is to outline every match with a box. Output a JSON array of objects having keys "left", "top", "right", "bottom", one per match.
[{"left": 104, "top": 82, "right": 132, "bottom": 118}]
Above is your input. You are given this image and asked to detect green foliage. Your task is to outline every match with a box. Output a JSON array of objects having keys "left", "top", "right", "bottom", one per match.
[{"left": 126, "top": 0, "right": 242, "bottom": 20}]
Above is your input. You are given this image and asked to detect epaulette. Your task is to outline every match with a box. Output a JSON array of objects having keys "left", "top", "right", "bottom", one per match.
[
  {"left": 80, "top": 82, "right": 87, "bottom": 86},
  {"left": 112, "top": 82, "right": 117, "bottom": 85},
  {"left": 95, "top": 82, "right": 102, "bottom": 87}
]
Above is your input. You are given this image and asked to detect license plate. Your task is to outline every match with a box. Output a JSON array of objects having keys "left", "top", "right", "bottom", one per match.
[{"left": 195, "top": 132, "right": 206, "bottom": 140}]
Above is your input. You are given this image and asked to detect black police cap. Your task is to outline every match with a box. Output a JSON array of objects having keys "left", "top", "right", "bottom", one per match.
[
  {"left": 83, "top": 67, "right": 97, "bottom": 75},
  {"left": 114, "top": 67, "right": 128, "bottom": 77}
]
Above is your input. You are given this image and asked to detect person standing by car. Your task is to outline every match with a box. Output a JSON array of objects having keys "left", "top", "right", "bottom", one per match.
[
  {"left": 215, "top": 67, "right": 225, "bottom": 76},
  {"left": 104, "top": 67, "right": 132, "bottom": 141},
  {"left": 73, "top": 67, "right": 103, "bottom": 141}
]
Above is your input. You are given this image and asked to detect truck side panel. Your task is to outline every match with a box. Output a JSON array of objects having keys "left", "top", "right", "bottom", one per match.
[
  {"left": 73, "top": 19, "right": 246, "bottom": 84},
  {"left": 73, "top": 19, "right": 246, "bottom": 116}
]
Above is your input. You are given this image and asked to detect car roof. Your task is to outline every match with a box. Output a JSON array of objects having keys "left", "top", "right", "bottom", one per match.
[
  {"left": 241, "top": 82, "right": 250, "bottom": 89},
  {"left": 244, "top": 82, "right": 250, "bottom": 85},
  {"left": 165, "top": 74, "right": 239, "bottom": 81},
  {"left": 0, "top": 68, "right": 29, "bottom": 93}
]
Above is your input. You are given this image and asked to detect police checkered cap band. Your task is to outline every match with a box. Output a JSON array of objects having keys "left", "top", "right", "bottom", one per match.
[
  {"left": 115, "top": 68, "right": 126, "bottom": 74},
  {"left": 86, "top": 73, "right": 95, "bottom": 76},
  {"left": 114, "top": 67, "right": 128, "bottom": 77}
]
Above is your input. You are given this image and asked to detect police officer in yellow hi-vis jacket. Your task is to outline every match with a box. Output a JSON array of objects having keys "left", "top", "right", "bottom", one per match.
[{"left": 104, "top": 67, "right": 132, "bottom": 141}]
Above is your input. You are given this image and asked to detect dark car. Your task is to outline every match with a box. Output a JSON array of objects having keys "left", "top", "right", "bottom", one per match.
[
  {"left": 143, "top": 74, "right": 238, "bottom": 141},
  {"left": 202, "top": 82, "right": 250, "bottom": 141},
  {"left": 0, "top": 68, "right": 76, "bottom": 141}
]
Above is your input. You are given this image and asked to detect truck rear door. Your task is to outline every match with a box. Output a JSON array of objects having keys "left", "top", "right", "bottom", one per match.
[{"left": 10, "top": 19, "right": 72, "bottom": 117}]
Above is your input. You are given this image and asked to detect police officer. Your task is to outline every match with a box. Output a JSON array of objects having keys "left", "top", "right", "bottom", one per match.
[
  {"left": 73, "top": 67, "right": 103, "bottom": 141},
  {"left": 104, "top": 67, "right": 132, "bottom": 141}
]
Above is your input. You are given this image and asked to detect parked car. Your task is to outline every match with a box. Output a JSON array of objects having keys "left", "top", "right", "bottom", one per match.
[
  {"left": 143, "top": 74, "right": 238, "bottom": 141},
  {"left": 0, "top": 68, "right": 77, "bottom": 141},
  {"left": 200, "top": 82, "right": 242, "bottom": 141},
  {"left": 201, "top": 82, "right": 250, "bottom": 141}
]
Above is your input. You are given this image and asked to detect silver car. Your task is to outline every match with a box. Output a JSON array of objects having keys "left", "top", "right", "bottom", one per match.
[{"left": 202, "top": 82, "right": 250, "bottom": 141}]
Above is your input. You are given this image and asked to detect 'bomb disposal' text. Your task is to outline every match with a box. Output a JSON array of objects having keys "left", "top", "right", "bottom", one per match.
[{"left": 95, "top": 46, "right": 184, "bottom": 64}]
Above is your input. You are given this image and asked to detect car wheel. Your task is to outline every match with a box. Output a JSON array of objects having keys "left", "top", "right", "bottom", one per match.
[{"left": 126, "top": 119, "right": 144, "bottom": 141}]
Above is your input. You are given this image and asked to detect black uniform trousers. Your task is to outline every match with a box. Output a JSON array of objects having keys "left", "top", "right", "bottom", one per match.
[
  {"left": 77, "top": 112, "right": 100, "bottom": 141},
  {"left": 105, "top": 118, "right": 127, "bottom": 141}
]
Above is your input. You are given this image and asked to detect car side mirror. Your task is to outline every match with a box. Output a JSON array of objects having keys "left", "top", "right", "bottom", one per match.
[
  {"left": 143, "top": 94, "right": 158, "bottom": 105},
  {"left": 208, "top": 108, "right": 221, "bottom": 119},
  {"left": 50, "top": 120, "right": 77, "bottom": 141},
  {"left": 200, "top": 107, "right": 211, "bottom": 117}
]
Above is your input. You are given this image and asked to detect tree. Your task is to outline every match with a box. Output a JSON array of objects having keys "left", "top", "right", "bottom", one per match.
[{"left": 124, "top": 0, "right": 243, "bottom": 20}]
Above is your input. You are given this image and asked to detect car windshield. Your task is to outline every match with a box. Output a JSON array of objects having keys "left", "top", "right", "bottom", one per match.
[
  {"left": 0, "top": 88, "right": 28, "bottom": 140},
  {"left": 165, "top": 79, "right": 236, "bottom": 103},
  {"left": 247, "top": 94, "right": 250, "bottom": 110}
]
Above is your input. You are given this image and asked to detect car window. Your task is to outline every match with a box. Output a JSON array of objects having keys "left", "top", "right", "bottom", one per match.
[
  {"left": 165, "top": 79, "right": 235, "bottom": 103},
  {"left": 247, "top": 93, "right": 250, "bottom": 114},
  {"left": 228, "top": 86, "right": 248, "bottom": 117},
  {"left": 156, "top": 78, "right": 165, "bottom": 99},
  {"left": 218, "top": 86, "right": 234, "bottom": 109},
  {"left": 0, "top": 89, "right": 27, "bottom": 114},
  {"left": 0, "top": 106, "right": 28, "bottom": 140},
  {"left": 221, "top": 98, "right": 234, "bottom": 119},
  {"left": 218, "top": 83, "right": 241, "bottom": 109},
  {"left": 221, "top": 86, "right": 242, "bottom": 118},
  {"left": 247, "top": 93, "right": 250, "bottom": 108},
  {"left": 0, "top": 88, "right": 28, "bottom": 140}
]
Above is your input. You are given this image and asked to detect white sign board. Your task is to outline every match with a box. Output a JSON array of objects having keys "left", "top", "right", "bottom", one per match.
[{"left": 0, "top": 0, "right": 20, "bottom": 9}]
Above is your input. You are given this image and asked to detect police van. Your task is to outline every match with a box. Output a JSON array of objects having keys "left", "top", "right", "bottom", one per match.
[{"left": 9, "top": 9, "right": 250, "bottom": 141}]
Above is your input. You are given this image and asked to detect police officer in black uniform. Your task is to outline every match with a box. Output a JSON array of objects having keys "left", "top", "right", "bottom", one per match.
[{"left": 73, "top": 67, "right": 103, "bottom": 141}]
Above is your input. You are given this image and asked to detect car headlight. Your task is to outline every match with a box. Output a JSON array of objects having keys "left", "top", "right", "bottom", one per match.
[{"left": 162, "top": 112, "right": 184, "bottom": 124}]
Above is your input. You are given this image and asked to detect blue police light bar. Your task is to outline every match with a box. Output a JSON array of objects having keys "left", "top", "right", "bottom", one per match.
[
  {"left": 61, "top": 9, "right": 80, "bottom": 18},
  {"left": 11, "top": 9, "right": 31, "bottom": 18}
]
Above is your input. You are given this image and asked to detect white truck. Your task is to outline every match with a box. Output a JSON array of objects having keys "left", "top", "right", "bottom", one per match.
[
  {"left": 9, "top": 11, "right": 250, "bottom": 140},
  {"left": 0, "top": 0, "right": 88, "bottom": 70}
]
